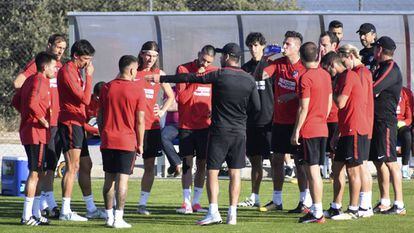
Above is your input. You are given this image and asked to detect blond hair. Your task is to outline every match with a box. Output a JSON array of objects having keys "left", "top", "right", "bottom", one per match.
[{"left": 338, "top": 44, "right": 362, "bottom": 61}]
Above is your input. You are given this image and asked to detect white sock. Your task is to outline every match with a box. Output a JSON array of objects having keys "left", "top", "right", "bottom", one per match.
[
  {"left": 22, "top": 197, "right": 34, "bottom": 220},
  {"left": 45, "top": 191, "right": 57, "bottom": 210},
  {"left": 313, "top": 203, "right": 323, "bottom": 218},
  {"left": 394, "top": 201, "right": 404, "bottom": 209},
  {"left": 114, "top": 209, "right": 123, "bottom": 221},
  {"left": 381, "top": 198, "right": 391, "bottom": 207},
  {"left": 106, "top": 209, "right": 114, "bottom": 222},
  {"left": 209, "top": 203, "right": 218, "bottom": 214},
  {"left": 249, "top": 193, "right": 259, "bottom": 204},
  {"left": 32, "top": 196, "right": 42, "bottom": 218},
  {"left": 272, "top": 191, "right": 282, "bottom": 205},
  {"left": 349, "top": 205, "right": 359, "bottom": 211},
  {"left": 228, "top": 205, "right": 237, "bottom": 216},
  {"left": 40, "top": 192, "right": 48, "bottom": 211},
  {"left": 303, "top": 189, "right": 312, "bottom": 207},
  {"left": 402, "top": 165, "right": 409, "bottom": 171},
  {"left": 62, "top": 197, "right": 71, "bottom": 215},
  {"left": 331, "top": 202, "right": 342, "bottom": 210},
  {"left": 83, "top": 195, "right": 97, "bottom": 212},
  {"left": 139, "top": 191, "right": 150, "bottom": 206},
  {"left": 183, "top": 188, "right": 191, "bottom": 205},
  {"left": 359, "top": 192, "right": 370, "bottom": 210},
  {"left": 192, "top": 187, "right": 203, "bottom": 205}
]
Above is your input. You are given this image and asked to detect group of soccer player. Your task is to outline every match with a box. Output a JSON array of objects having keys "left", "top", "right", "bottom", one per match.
[{"left": 12, "top": 19, "right": 408, "bottom": 228}]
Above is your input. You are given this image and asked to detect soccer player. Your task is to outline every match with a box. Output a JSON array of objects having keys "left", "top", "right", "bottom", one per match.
[
  {"left": 99, "top": 55, "right": 145, "bottom": 228},
  {"left": 135, "top": 41, "right": 175, "bottom": 215},
  {"left": 12, "top": 52, "right": 57, "bottom": 226},
  {"left": 175, "top": 45, "right": 218, "bottom": 214},
  {"left": 357, "top": 23, "right": 377, "bottom": 71},
  {"left": 14, "top": 34, "right": 66, "bottom": 218},
  {"left": 84, "top": 82, "right": 106, "bottom": 137},
  {"left": 337, "top": 44, "right": 374, "bottom": 218},
  {"left": 291, "top": 42, "right": 332, "bottom": 224},
  {"left": 238, "top": 32, "right": 273, "bottom": 208},
  {"left": 369, "top": 37, "right": 405, "bottom": 215},
  {"left": 396, "top": 87, "right": 413, "bottom": 179},
  {"left": 58, "top": 39, "right": 104, "bottom": 221},
  {"left": 328, "top": 20, "right": 344, "bottom": 46},
  {"left": 319, "top": 31, "right": 339, "bottom": 57},
  {"left": 147, "top": 42, "right": 260, "bottom": 225},
  {"left": 261, "top": 31, "right": 312, "bottom": 213}
]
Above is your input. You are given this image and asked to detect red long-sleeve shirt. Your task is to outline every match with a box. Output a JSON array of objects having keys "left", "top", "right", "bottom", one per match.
[
  {"left": 397, "top": 87, "right": 413, "bottom": 126},
  {"left": 13, "top": 73, "right": 51, "bottom": 144},
  {"left": 57, "top": 61, "right": 92, "bottom": 126},
  {"left": 176, "top": 60, "right": 218, "bottom": 129},
  {"left": 84, "top": 95, "right": 100, "bottom": 135}
]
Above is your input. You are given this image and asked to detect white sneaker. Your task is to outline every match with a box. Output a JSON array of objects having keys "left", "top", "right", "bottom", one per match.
[
  {"left": 59, "top": 212, "right": 88, "bottom": 221},
  {"left": 238, "top": 197, "right": 260, "bottom": 207},
  {"left": 176, "top": 203, "right": 193, "bottom": 214},
  {"left": 113, "top": 218, "right": 131, "bottom": 228},
  {"left": 331, "top": 210, "right": 358, "bottom": 220},
  {"left": 357, "top": 207, "right": 374, "bottom": 218},
  {"left": 137, "top": 205, "right": 150, "bottom": 215},
  {"left": 86, "top": 208, "right": 107, "bottom": 219},
  {"left": 226, "top": 214, "right": 237, "bottom": 225},
  {"left": 105, "top": 218, "right": 114, "bottom": 227},
  {"left": 196, "top": 212, "right": 222, "bottom": 226}
]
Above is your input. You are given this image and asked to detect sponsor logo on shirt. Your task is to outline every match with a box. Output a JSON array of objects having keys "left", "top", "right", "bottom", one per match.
[
  {"left": 256, "top": 81, "right": 266, "bottom": 90},
  {"left": 194, "top": 86, "right": 211, "bottom": 97},
  {"left": 144, "top": 88, "right": 154, "bottom": 99},
  {"left": 50, "top": 78, "right": 58, "bottom": 88},
  {"left": 278, "top": 78, "right": 296, "bottom": 91}
]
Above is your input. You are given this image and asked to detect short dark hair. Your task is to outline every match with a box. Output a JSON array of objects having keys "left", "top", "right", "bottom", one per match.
[
  {"left": 35, "top": 52, "right": 57, "bottom": 72},
  {"left": 285, "top": 31, "right": 303, "bottom": 44},
  {"left": 320, "top": 31, "right": 339, "bottom": 45},
  {"left": 300, "top": 42, "right": 318, "bottom": 63},
  {"left": 119, "top": 55, "right": 138, "bottom": 74},
  {"left": 245, "top": 32, "right": 266, "bottom": 47},
  {"left": 138, "top": 41, "right": 160, "bottom": 71},
  {"left": 93, "top": 81, "right": 106, "bottom": 96},
  {"left": 320, "top": 51, "right": 341, "bottom": 70},
  {"left": 48, "top": 33, "right": 66, "bottom": 45},
  {"left": 70, "top": 39, "right": 95, "bottom": 58},
  {"left": 200, "top": 45, "right": 216, "bottom": 56},
  {"left": 328, "top": 20, "right": 343, "bottom": 29}
]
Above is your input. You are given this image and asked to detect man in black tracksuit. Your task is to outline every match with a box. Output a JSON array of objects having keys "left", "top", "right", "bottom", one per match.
[
  {"left": 369, "top": 36, "right": 405, "bottom": 215},
  {"left": 149, "top": 43, "right": 260, "bottom": 225},
  {"left": 357, "top": 23, "right": 377, "bottom": 72}
]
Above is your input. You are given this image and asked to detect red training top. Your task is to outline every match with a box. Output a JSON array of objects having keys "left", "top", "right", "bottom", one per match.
[
  {"left": 176, "top": 60, "right": 218, "bottom": 129},
  {"left": 335, "top": 69, "right": 365, "bottom": 136},
  {"left": 100, "top": 78, "right": 146, "bottom": 151},
  {"left": 353, "top": 64, "right": 374, "bottom": 138},
  {"left": 12, "top": 73, "right": 51, "bottom": 144},
  {"left": 21, "top": 59, "right": 62, "bottom": 126},
  {"left": 397, "top": 87, "right": 413, "bottom": 126},
  {"left": 263, "top": 56, "right": 306, "bottom": 124},
  {"left": 84, "top": 95, "right": 100, "bottom": 135},
  {"left": 299, "top": 67, "right": 332, "bottom": 138},
  {"left": 57, "top": 60, "right": 92, "bottom": 126}
]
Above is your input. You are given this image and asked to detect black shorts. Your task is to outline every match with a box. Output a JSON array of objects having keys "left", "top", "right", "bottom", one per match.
[
  {"left": 246, "top": 124, "right": 272, "bottom": 158},
  {"left": 206, "top": 127, "right": 246, "bottom": 170},
  {"left": 326, "top": 122, "right": 338, "bottom": 153},
  {"left": 59, "top": 123, "right": 90, "bottom": 157},
  {"left": 45, "top": 126, "right": 62, "bottom": 170},
  {"left": 335, "top": 134, "right": 368, "bottom": 165},
  {"left": 101, "top": 149, "right": 136, "bottom": 175},
  {"left": 24, "top": 144, "right": 47, "bottom": 172},
  {"left": 179, "top": 128, "right": 209, "bottom": 159},
  {"left": 143, "top": 129, "right": 162, "bottom": 159},
  {"left": 298, "top": 137, "right": 327, "bottom": 166},
  {"left": 272, "top": 124, "right": 299, "bottom": 155},
  {"left": 369, "top": 120, "right": 397, "bottom": 162}
]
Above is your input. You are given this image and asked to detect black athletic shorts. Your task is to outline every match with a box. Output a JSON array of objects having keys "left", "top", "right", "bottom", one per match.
[
  {"left": 101, "top": 149, "right": 136, "bottom": 175},
  {"left": 143, "top": 129, "right": 162, "bottom": 159},
  {"left": 179, "top": 128, "right": 209, "bottom": 159},
  {"left": 272, "top": 124, "right": 299, "bottom": 155},
  {"left": 326, "top": 122, "right": 338, "bottom": 153},
  {"left": 24, "top": 144, "right": 47, "bottom": 172},
  {"left": 59, "top": 123, "right": 90, "bottom": 157},
  {"left": 335, "top": 134, "right": 368, "bottom": 165},
  {"left": 246, "top": 124, "right": 272, "bottom": 159},
  {"left": 369, "top": 120, "right": 397, "bottom": 162},
  {"left": 297, "top": 137, "right": 327, "bottom": 166},
  {"left": 206, "top": 127, "right": 246, "bottom": 170},
  {"left": 45, "top": 126, "right": 62, "bottom": 170}
]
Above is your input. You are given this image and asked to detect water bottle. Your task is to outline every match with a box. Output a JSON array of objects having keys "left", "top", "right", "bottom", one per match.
[{"left": 264, "top": 45, "right": 284, "bottom": 56}]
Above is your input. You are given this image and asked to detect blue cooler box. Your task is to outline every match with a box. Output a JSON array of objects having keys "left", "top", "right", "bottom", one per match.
[{"left": 2, "top": 156, "right": 29, "bottom": 196}]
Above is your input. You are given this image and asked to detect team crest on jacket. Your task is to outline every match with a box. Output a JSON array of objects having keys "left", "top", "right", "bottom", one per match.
[{"left": 292, "top": 70, "right": 298, "bottom": 79}]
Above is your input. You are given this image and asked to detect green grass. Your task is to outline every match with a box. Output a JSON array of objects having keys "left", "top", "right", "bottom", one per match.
[{"left": 0, "top": 178, "right": 413, "bottom": 232}]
